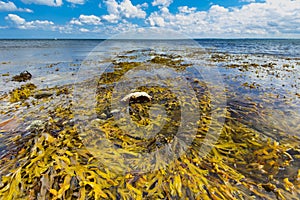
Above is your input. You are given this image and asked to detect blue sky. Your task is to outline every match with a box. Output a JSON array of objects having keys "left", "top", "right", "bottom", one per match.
[{"left": 0, "top": 0, "right": 299, "bottom": 38}]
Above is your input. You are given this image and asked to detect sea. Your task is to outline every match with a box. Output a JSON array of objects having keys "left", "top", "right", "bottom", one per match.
[
  {"left": 0, "top": 38, "right": 298, "bottom": 134},
  {"left": 0, "top": 39, "right": 298, "bottom": 98}
]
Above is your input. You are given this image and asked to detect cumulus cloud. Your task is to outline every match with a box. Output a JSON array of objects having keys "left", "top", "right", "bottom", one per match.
[
  {"left": 66, "top": 0, "right": 85, "bottom": 4},
  {"left": 152, "top": 0, "right": 173, "bottom": 8},
  {"left": 68, "top": 18, "right": 139, "bottom": 36},
  {"left": 4, "top": 0, "right": 299, "bottom": 38},
  {"left": 147, "top": 0, "right": 300, "bottom": 37},
  {"left": 178, "top": 6, "right": 196, "bottom": 14},
  {"left": 5, "top": 14, "right": 55, "bottom": 30},
  {"left": 102, "top": 0, "right": 147, "bottom": 23},
  {"left": 239, "top": 0, "right": 256, "bottom": 2},
  {"left": 148, "top": 13, "right": 165, "bottom": 27},
  {"left": 21, "top": 0, "right": 62, "bottom": 7},
  {"left": 21, "top": 0, "right": 86, "bottom": 6},
  {"left": 79, "top": 27, "right": 89, "bottom": 32},
  {"left": 70, "top": 15, "right": 101, "bottom": 25},
  {"left": 0, "top": 1, "right": 33, "bottom": 12},
  {"left": 6, "top": 14, "right": 26, "bottom": 24},
  {"left": 102, "top": 14, "right": 119, "bottom": 23}
]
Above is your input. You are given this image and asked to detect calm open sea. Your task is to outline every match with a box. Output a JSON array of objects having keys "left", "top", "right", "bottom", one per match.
[
  {"left": 0, "top": 39, "right": 298, "bottom": 92},
  {"left": 1, "top": 39, "right": 300, "bottom": 62}
]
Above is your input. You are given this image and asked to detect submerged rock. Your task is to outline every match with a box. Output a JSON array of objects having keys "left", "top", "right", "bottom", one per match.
[{"left": 34, "top": 90, "right": 53, "bottom": 99}]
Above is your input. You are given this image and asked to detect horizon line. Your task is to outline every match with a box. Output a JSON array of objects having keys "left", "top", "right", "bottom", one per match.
[{"left": 0, "top": 37, "right": 300, "bottom": 40}]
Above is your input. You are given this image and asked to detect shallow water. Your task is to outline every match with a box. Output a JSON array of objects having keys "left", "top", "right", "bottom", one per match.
[
  {"left": 0, "top": 39, "right": 299, "bottom": 199},
  {"left": 1, "top": 39, "right": 299, "bottom": 158}
]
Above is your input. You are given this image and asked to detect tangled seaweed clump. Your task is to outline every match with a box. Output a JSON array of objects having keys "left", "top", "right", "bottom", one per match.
[
  {"left": 9, "top": 83, "right": 37, "bottom": 103},
  {"left": 0, "top": 50, "right": 299, "bottom": 199},
  {"left": 11, "top": 71, "right": 32, "bottom": 82}
]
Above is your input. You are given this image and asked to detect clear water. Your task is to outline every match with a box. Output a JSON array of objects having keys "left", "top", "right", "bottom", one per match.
[{"left": 0, "top": 39, "right": 299, "bottom": 122}]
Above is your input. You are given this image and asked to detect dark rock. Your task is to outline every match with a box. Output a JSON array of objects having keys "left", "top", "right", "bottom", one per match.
[
  {"left": 34, "top": 90, "right": 53, "bottom": 99},
  {"left": 12, "top": 71, "right": 32, "bottom": 82}
]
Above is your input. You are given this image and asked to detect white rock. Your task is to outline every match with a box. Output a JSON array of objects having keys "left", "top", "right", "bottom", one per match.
[
  {"left": 121, "top": 92, "right": 152, "bottom": 102},
  {"left": 99, "top": 113, "right": 107, "bottom": 119},
  {"left": 111, "top": 109, "right": 120, "bottom": 114}
]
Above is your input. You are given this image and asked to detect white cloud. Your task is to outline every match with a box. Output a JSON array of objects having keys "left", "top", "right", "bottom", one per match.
[
  {"left": 0, "top": 1, "right": 33, "bottom": 12},
  {"left": 102, "top": 14, "right": 119, "bottom": 23},
  {"left": 152, "top": 0, "right": 173, "bottom": 8},
  {"left": 66, "top": 0, "right": 85, "bottom": 4},
  {"left": 21, "top": 0, "right": 62, "bottom": 7},
  {"left": 6, "top": 14, "right": 26, "bottom": 24},
  {"left": 148, "top": 13, "right": 165, "bottom": 27},
  {"left": 21, "top": 0, "right": 86, "bottom": 6},
  {"left": 70, "top": 15, "right": 101, "bottom": 26},
  {"left": 146, "top": 0, "right": 300, "bottom": 37},
  {"left": 66, "top": 18, "right": 140, "bottom": 36},
  {"left": 140, "top": 2, "right": 148, "bottom": 8},
  {"left": 119, "top": 0, "right": 146, "bottom": 18},
  {"left": 5, "top": 14, "right": 55, "bottom": 30},
  {"left": 178, "top": 6, "right": 196, "bottom": 14},
  {"left": 58, "top": 24, "right": 73, "bottom": 33},
  {"left": 5, "top": 0, "right": 299, "bottom": 38},
  {"left": 102, "top": 0, "right": 147, "bottom": 23},
  {"left": 70, "top": 15, "right": 101, "bottom": 25},
  {"left": 105, "top": 0, "right": 119, "bottom": 14},
  {"left": 79, "top": 27, "right": 89, "bottom": 32},
  {"left": 239, "top": 0, "right": 256, "bottom": 2},
  {"left": 70, "top": 18, "right": 82, "bottom": 25}
]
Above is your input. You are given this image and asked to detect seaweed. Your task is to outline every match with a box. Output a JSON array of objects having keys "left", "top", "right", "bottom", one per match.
[
  {"left": 9, "top": 83, "right": 37, "bottom": 103},
  {"left": 12, "top": 71, "right": 32, "bottom": 82},
  {"left": 0, "top": 51, "right": 299, "bottom": 199}
]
